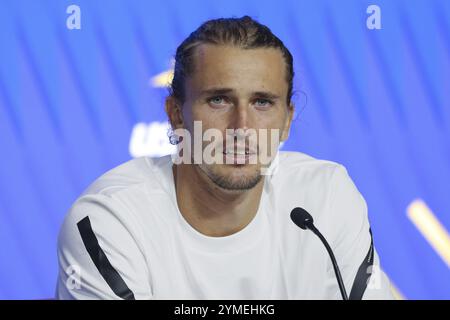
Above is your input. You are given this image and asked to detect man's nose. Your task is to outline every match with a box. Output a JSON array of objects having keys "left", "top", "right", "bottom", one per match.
[{"left": 231, "top": 102, "right": 250, "bottom": 130}]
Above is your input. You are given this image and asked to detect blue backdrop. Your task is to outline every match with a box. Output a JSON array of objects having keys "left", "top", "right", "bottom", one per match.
[{"left": 0, "top": 0, "right": 449, "bottom": 299}]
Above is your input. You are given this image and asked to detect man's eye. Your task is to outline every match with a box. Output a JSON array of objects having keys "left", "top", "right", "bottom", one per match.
[
  {"left": 211, "top": 97, "right": 224, "bottom": 104},
  {"left": 208, "top": 96, "right": 228, "bottom": 106},
  {"left": 254, "top": 99, "right": 273, "bottom": 108}
]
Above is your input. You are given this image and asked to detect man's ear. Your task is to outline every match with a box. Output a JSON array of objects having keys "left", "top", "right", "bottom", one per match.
[
  {"left": 165, "top": 96, "right": 184, "bottom": 129},
  {"left": 281, "top": 102, "right": 294, "bottom": 142}
]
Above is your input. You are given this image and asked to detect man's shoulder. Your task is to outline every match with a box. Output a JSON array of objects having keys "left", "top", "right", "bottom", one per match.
[
  {"left": 80, "top": 155, "right": 173, "bottom": 198},
  {"left": 276, "top": 151, "right": 343, "bottom": 180},
  {"left": 59, "top": 155, "right": 174, "bottom": 248},
  {"left": 61, "top": 155, "right": 174, "bottom": 228},
  {"left": 269, "top": 151, "right": 352, "bottom": 211}
]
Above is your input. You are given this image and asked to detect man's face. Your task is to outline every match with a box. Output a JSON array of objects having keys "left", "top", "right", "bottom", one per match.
[{"left": 178, "top": 44, "right": 293, "bottom": 191}]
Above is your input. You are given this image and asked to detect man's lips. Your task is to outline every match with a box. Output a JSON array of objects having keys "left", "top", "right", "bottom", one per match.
[
  {"left": 221, "top": 144, "right": 258, "bottom": 155},
  {"left": 221, "top": 149, "right": 258, "bottom": 165},
  {"left": 222, "top": 150, "right": 257, "bottom": 155}
]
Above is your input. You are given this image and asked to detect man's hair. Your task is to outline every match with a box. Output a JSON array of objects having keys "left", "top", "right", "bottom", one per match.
[{"left": 169, "top": 15, "right": 294, "bottom": 105}]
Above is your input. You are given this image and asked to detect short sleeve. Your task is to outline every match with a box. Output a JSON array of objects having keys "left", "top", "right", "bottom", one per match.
[
  {"left": 325, "top": 165, "right": 395, "bottom": 300},
  {"left": 56, "top": 193, "right": 153, "bottom": 300}
]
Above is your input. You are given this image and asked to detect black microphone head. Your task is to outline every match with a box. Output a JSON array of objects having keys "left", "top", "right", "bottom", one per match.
[{"left": 290, "top": 207, "right": 314, "bottom": 230}]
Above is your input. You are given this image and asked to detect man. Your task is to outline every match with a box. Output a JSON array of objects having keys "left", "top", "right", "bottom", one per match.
[{"left": 56, "top": 16, "right": 394, "bottom": 299}]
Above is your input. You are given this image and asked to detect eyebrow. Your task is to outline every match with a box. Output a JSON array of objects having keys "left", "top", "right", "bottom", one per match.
[
  {"left": 199, "top": 88, "right": 234, "bottom": 97},
  {"left": 252, "top": 91, "right": 281, "bottom": 100},
  {"left": 199, "top": 88, "right": 281, "bottom": 100}
]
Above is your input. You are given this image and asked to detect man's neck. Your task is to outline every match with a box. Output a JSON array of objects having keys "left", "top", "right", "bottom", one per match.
[{"left": 173, "top": 164, "right": 265, "bottom": 237}]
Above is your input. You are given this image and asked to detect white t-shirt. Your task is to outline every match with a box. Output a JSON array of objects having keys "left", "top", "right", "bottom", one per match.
[{"left": 56, "top": 151, "right": 394, "bottom": 300}]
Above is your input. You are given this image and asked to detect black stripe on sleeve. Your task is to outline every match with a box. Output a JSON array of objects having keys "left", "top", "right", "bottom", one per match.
[
  {"left": 349, "top": 228, "right": 375, "bottom": 300},
  {"left": 77, "top": 216, "right": 135, "bottom": 300}
]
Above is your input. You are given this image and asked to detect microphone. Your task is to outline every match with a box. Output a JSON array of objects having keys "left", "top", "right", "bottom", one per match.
[{"left": 290, "top": 207, "right": 348, "bottom": 300}]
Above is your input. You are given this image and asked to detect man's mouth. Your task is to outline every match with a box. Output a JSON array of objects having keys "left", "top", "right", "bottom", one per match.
[
  {"left": 223, "top": 150, "right": 253, "bottom": 155},
  {"left": 222, "top": 148, "right": 257, "bottom": 164}
]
